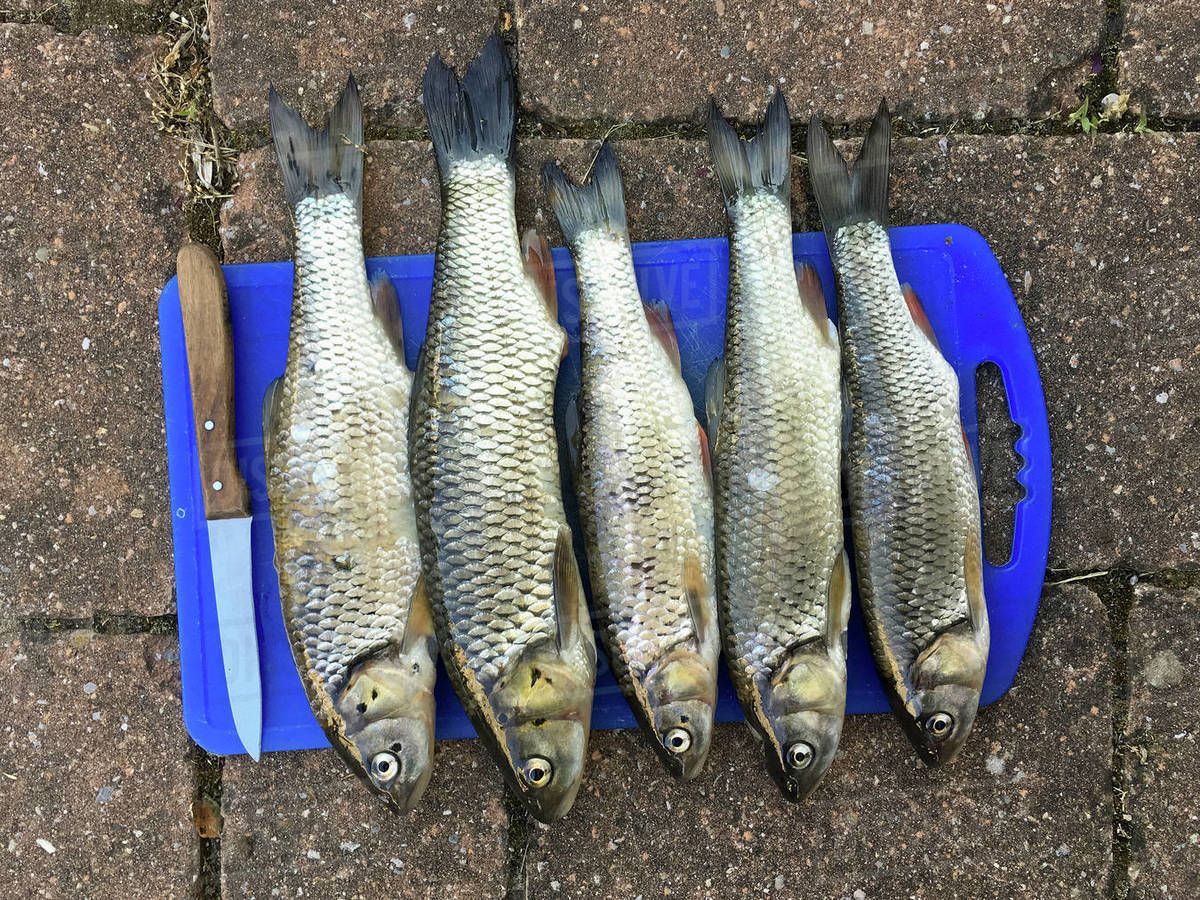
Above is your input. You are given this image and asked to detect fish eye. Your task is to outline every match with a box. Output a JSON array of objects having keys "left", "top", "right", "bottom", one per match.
[
  {"left": 924, "top": 712, "right": 955, "bottom": 738},
  {"left": 784, "top": 741, "right": 814, "bottom": 771},
  {"left": 369, "top": 751, "right": 400, "bottom": 785},
  {"left": 519, "top": 756, "right": 553, "bottom": 788},
  {"left": 663, "top": 727, "right": 692, "bottom": 754}
]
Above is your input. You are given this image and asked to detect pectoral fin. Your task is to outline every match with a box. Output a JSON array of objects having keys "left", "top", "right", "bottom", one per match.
[
  {"left": 553, "top": 524, "right": 585, "bottom": 655},
  {"left": 825, "top": 550, "right": 852, "bottom": 649},
  {"left": 400, "top": 574, "right": 436, "bottom": 659},
  {"left": 964, "top": 534, "right": 987, "bottom": 632},
  {"left": 683, "top": 552, "right": 714, "bottom": 648}
]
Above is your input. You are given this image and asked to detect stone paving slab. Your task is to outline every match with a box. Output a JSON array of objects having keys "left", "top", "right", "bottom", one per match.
[
  {"left": 221, "top": 741, "right": 509, "bottom": 899},
  {"left": 0, "top": 631, "right": 196, "bottom": 898},
  {"left": 1124, "top": 585, "right": 1200, "bottom": 898},
  {"left": 515, "top": 0, "right": 1103, "bottom": 125},
  {"left": 208, "top": 0, "right": 499, "bottom": 134},
  {"left": 0, "top": 25, "right": 181, "bottom": 618},
  {"left": 221, "top": 137, "right": 754, "bottom": 261},
  {"left": 1121, "top": 0, "right": 1200, "bottom": 119},
  {"left": 522, "top": 584, "right": 1111, "bottom": 897},
  {"left": 884, "top": 133, "right": 1200, "bottom": 572}
]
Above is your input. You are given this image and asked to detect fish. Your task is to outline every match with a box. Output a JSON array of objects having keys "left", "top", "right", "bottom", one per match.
[
  {"left": 807, "top": 101, "right": 990, "bottom": 766},
  {"left": 264, "top": 78, "right": 437, "bottom": 810},
  {"left": 410, "top": 34, "right": 597, "bottom": 824},
  {"left": 705, "top": 94, "right": 849, "bottom": 800},
  {"left": 542, "top": 143, "right": 720, "bottom": 780}
]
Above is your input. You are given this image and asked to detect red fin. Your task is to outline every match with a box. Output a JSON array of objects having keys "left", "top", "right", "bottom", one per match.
[
  {"left": 697, "top": 421, "right": 712, "bottom": 481},
  {"left": 796, "top": 263, "right": 835, "bottom": 347},
  {"left": 369, "top": 270, "right": 408, "bottom": 368},
  {"left": 902, "top": 283, "right": 939, "bottom": 348},
  {"left": 522, "top": 229, "right": 568, "bottom": 361},
  {"left": 644, "top": 300, "right": 682, "bottom": 371},
  {"left": 522, "top": 228, "right": 558, "bottom": 319}
]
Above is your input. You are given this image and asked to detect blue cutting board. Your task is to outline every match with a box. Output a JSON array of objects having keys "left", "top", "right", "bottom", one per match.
[{"left": 159, "top": 225, "right": 1052, "bottom": 756}]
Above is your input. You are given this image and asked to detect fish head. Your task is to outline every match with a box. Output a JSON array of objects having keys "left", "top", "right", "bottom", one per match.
[
  {"left": 335, "top": 655, "right": 437, "bottom": 812},
  {"left": 641, "top": 646, "right": 718, "bottom": 780},
  {"left": 760, "top": 646, "right": 847, "bottom": 801},
  {"left": 490, "top": 643, "right": 594, "bottom": 823},
  {"left": 899, "top": 621, "right": 988, "bottom": 767}
]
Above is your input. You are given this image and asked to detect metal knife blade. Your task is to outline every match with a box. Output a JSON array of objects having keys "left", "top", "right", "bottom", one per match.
[{"left": 177, "top": 243, "right": 263, "bottom": 760}]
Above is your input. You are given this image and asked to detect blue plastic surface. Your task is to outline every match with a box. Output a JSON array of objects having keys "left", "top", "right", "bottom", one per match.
[{"left": 159, "top": 224, "right": 1052, "bottom": 756}]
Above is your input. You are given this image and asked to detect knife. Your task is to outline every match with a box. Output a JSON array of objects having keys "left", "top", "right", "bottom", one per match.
[{"left": 177, "top": 243, "right": 263, "bottom": 760}]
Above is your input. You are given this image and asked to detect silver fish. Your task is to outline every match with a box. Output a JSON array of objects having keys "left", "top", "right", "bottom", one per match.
[
  {"left": 807, "top": 101, "right": 989, "bottom": 766},
  {"left": 265, "top": 79, "right": 436, "bottom": 810},
  {"left": 411, "top": 35, "right": 597, "bottom": 824},
  {"left": 543, "top": 144, "right": 720, "bottom": 780},
  {"left": 705, "top": 95, "right": 850, "bottom": 800}
]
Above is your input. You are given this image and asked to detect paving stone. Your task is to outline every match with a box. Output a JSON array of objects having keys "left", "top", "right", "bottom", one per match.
[
  {"left": 0, "top": 25, "right": 181, "bottom": 617},
  {"left": 515, "top": 0, "right": 1103, "bottom": 124},
  {"left": 0, "top": 631, "right": 196, "bottom": 898},
  {"left": 523, "top": 584, "right": 1111, "bottom": 897},
  {"left": 221, "top": 741, "right": 510, "bottom": 899},
  {"left": 1121, "top": 0, "right": 1200, "bottom": 119},
  {"left": 221, "top": 137, "right": 750, "bottom": 261},
  {"left": 208, "top": 0, "right": 498, "bottom": 134},
  {"left": 1124, "top": 585, "right": 1200, "bottom": 898},
  {"left": 884, "top": 133, "right": 1200, "bottom": 572}
]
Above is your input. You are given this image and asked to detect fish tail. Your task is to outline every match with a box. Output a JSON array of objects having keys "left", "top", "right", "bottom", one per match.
[
  {"left": 706, "top": 92, "right": 791, "bottom": 209},
  {"left": 422, "top": 32, "right": 515, "bottom": 175},
  {"left": 268, "top": 76, "right": 364, "bottom": 211},
  {"left": 541, "top": 142, "right": 627, "bottom": 245},
  {"left": 806, "top": 99, "right": 891, "bottom": 233}
]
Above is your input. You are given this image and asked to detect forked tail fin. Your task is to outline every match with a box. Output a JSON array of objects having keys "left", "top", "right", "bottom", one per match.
[
  {"left": 422, "top": 33, "right": 515, "bottom": 176},
  {"left": 268, "top": 76, "right": 364, "bottom": 211},
  {"left": 706, "top": 92, "right": 791, "bottom": 210},
  {"left": 541, "top": 142, "right": 628, "bottom": 245},
  {"left": 806, "top": 100, "right": 892, "bottom": 234}
]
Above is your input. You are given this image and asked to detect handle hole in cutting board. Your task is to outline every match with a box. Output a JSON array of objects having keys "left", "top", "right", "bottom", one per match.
[{"left": 975, "top": 361, "right": 1024, "bottom": 566}]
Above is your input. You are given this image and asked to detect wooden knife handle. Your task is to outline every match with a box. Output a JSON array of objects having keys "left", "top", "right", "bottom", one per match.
[{"left": 177, "top": 244, "right": 252, "bottom": 519}]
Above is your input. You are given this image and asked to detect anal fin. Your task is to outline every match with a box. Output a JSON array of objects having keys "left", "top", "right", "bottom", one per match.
[
  {"left": 644, "top": 299, "right": 682, "bottom": 371},
  {"left": 902, "top": 283, "right": 940, "bottom": 349},
  {"left": 796, "top": 263, "right": 836, "bottom": 348}
]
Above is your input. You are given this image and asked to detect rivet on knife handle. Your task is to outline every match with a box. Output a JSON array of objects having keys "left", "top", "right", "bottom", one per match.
[{"left": 177, "top": 244, "right": 252, "bottom": 520}]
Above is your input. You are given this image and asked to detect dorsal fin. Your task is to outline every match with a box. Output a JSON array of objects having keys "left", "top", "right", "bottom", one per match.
[
  {"left": 553, "top": 525, "right": 585, "bottom": 655},
  {"left": 682, "top": 552, "right": 713, "bottom": 647},
  {"left": 563, "top": 394, "right": 582, "bottom": 480},
  {"left": 261, "top": 376, "right": 282, "bottom": 464},
  {"left": 369, "top": 270, "right": 408, "bottom": 367},
  {"left": 704, "top": 356, "right": 725, "bottom": 461},
  {"left": 796, "top": 263, "right": 836, "bottom": 348},
  {"left": 696, "top": 422, "right": 712, "bottom": 481},
  {"left": 902, "top": 283, "right": 939, "bottom": 348},
  {"left": 644, "top": 299, "right": 682, "bottom": 371}
]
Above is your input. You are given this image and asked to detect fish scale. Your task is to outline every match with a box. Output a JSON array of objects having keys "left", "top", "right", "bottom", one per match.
[
  {"left": 411, "top": 157, "right": 566, "bottom": 689},
  {"left": 834, "top": 219, "right": 975, "bottom": 674},
  {"left": 268, "top": 192, "right": 419, "bottom": 697},
  {"left": 573, "top": 234, "right": 713, "bottom": 685},
  {"left": 716, "top": 192, "right": 843, "bottom": 681}
]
